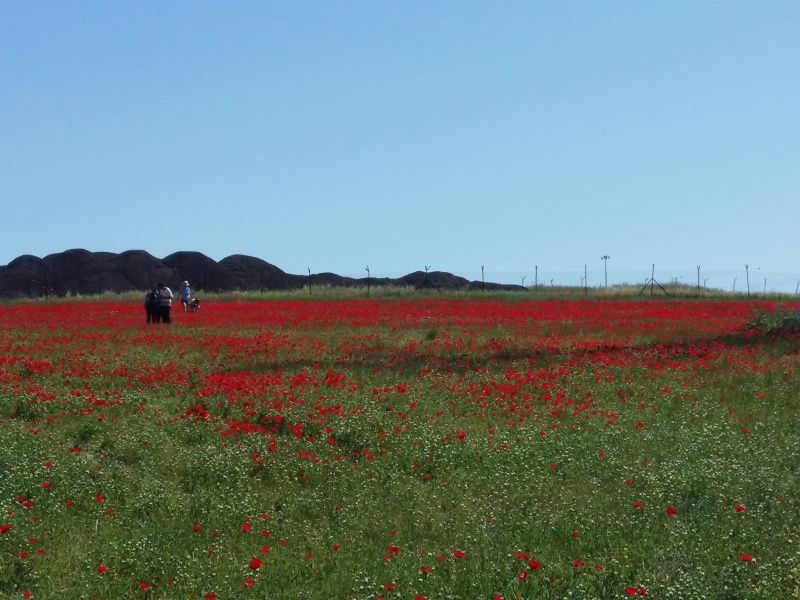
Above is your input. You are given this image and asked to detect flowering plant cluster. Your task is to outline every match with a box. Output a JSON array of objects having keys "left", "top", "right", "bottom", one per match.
[{"left": 0, "top": 298, "right": 797, "bottom": 598}]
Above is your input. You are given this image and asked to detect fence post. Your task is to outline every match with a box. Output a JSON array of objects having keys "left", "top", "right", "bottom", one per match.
[
  {"left": 584, "top": 264, "right": 587, "bottom": 295},
  {"left": 697, "top": 265, "right": 700, "bottom": 296},
  {"left": 745, "top": 265, "right": 750, "bottom": 298}
]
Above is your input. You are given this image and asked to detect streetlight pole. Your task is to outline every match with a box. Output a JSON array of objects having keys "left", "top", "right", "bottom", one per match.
[{"left": 601, "top": 255, "right": 610, "bottom": 288}]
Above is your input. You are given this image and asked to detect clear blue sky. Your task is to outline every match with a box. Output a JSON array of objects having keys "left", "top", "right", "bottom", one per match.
[{"left": 2, "top": 2, "right": 799, "bottom": 285}]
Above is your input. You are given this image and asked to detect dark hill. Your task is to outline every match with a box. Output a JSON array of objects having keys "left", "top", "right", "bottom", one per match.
[
  {"left": 217, "top": 255, "right": 296, "bottom": 291},
  {"left": 0, "top": 250, "right": 525, "bottom": 297},
  {"left": 109, "top": 250, "right": 177, "bottom": 290},
  {"left": 2, "top": 255, "right": 48, "bottom": 297},
  {"left": 401, "top": 270, "right": 470, "bottom": 290},
  {"left": 162, "top": 251, "right": 234, "bottom": 292}
]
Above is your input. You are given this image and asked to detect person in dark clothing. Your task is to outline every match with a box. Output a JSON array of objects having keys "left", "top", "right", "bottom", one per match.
[
  {"left": 149, "top": 287, "right": 161, "bottom": 323},
  {"left": 144, "top": 289, "right": 157, "bottom": 323}
]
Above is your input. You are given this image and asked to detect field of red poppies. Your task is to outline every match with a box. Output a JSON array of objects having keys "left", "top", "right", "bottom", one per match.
[{"left": 1, "top": 297, "right": 799, "bottom": 599}]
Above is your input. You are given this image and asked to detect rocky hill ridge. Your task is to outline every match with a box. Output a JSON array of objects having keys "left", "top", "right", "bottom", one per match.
[{"left": 0, "top": 249, "right": 523, "bottom": 297}]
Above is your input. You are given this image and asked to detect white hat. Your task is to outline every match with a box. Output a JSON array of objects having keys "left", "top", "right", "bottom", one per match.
[{"left": 183, "top": 281, "right": 189, "bottom": 286}]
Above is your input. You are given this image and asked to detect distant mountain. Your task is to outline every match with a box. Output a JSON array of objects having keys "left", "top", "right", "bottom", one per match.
[{"left": 0, "top": 249, "right": 524, "bottom": 297}]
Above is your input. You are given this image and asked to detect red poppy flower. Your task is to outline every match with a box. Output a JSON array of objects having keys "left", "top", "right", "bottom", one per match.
[
  {"left": 41, "top": 482, "right": 52, "bottom": 489},
  {"left": 241, "top": 523, "right": 251, "bottom": 533},
  {"left": 241, "top": 578, "right": 254, "bottom": 588},
  {"left": 453, "top": 550, "right": 465, "bottom": 558},
  {"left": 204, "top": 593, "right": 217, "bottom": 600},
  {"left": 138, "top": 581, "right": 149, "bottom": 590},
  {"left": 192, "top": 525, "right": 201, "bottom": 532},
  {"left": 528, "top": 559, "right": 540, "bottom": 570},
  {"left": 0, "top": 524, "right": 11, "bottom": 534},
  {"left": 740, "top": 554, "right": 753, "bottom": 562},
  {"left": 249, "top": 558, "right": 262, "bottom": 570},
  {"left": 572, "top": 560, "right": 583, "bottom": 567},
  {"left": 420, "top": 566, "right": 432, "bottom": 574},
  {"left": 95, "top": 495, "right": 103, "bottom": 504},
  {"left": 734, "top": 505, "right": 744, "bottom": 512},
  {"left": 634, "top": 501, "right": 643, "bottom": 508},
  {"left": 517, "top": 571, "right": 527, "bottom": 580},
  {"left": 97, "top": 564, "right": 107, "bottom": 574},
  {"left": 384, "top": 583, "right": 393, "bottom": 590},
  {"left": 666, "top": 505, "right": 676, "bottom": 516}
]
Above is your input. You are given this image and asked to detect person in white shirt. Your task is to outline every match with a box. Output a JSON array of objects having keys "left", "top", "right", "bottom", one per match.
[
  {"left": 179, "top": 281, "right": 191, "bottom": 312},
  {"left": 157, "top": 282, "right": 174, "bottom": 323}
]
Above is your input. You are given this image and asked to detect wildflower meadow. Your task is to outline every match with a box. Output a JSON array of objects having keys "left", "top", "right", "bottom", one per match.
[{"left": 1, "top": 296, "right": 799, "bottom": 599}]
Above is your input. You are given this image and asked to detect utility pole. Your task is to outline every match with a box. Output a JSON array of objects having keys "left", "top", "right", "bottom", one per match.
[{"left": 601, "top": 255, "right": 610, "bottom": 288}]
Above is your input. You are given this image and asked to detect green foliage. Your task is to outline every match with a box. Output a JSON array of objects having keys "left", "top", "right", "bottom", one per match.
[
  {"left": 746, "top": 305, "right": 795, "bottom": 333},
  {"left": 1, "top": 299, "right": 799, "bottom": 598}
]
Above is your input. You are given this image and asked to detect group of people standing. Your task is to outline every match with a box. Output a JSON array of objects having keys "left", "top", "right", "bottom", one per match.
[{"left": 144, "top": 281, "right": 192, "bottom": 323}]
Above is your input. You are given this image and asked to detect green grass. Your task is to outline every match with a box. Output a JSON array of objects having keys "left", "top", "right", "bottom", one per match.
[
  {"left": 4, "top": 280, "right": 799, "bottom": 306},
  {"left": 0, "top": 299, "right": 799, "bottom": 599}
]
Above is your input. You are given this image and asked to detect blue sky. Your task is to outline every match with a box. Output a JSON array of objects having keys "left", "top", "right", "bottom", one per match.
[{"left": 2, "top": 2, "right": 799, "bottom": 287}]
